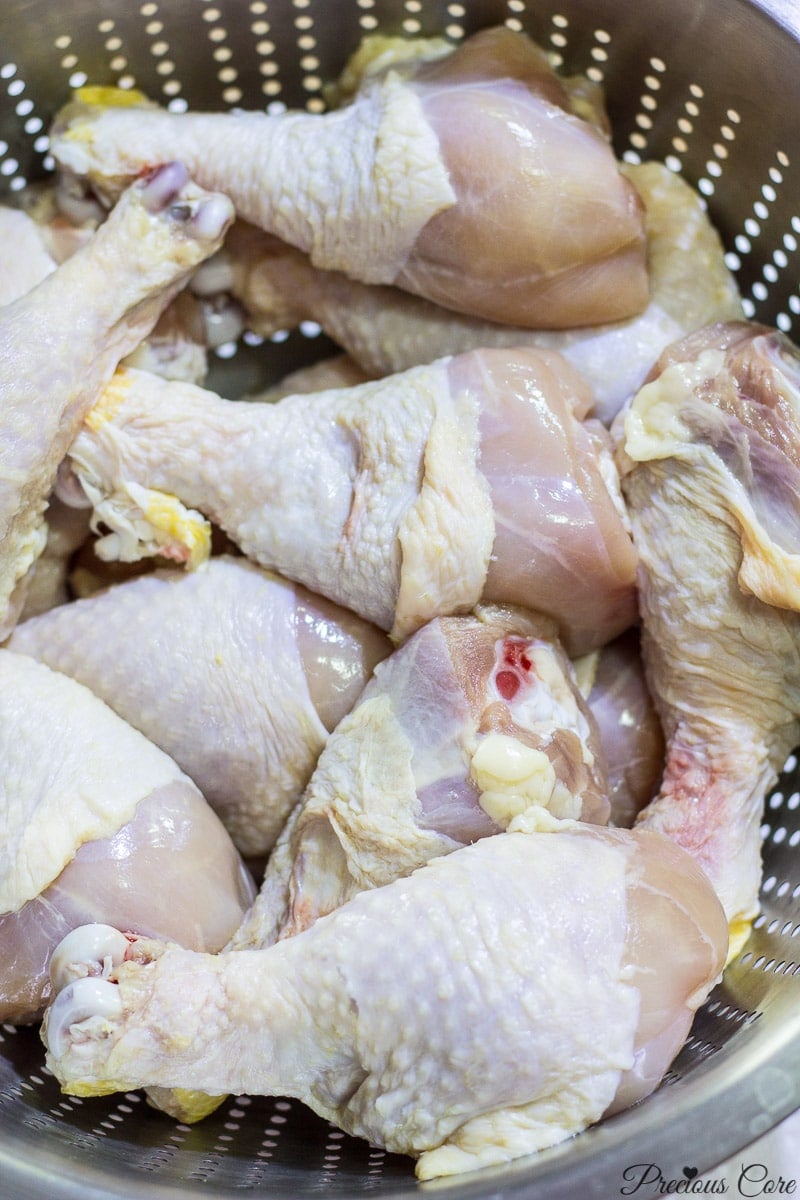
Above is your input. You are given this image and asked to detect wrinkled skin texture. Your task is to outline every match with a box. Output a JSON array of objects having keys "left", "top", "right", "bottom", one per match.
[
  {"left": 9, "top": 557, "right": 390, "bottom": 857},
  {"left": 621, "top": 321, "right": 800, "bottom": 951},
  {"left": 0, "top": 164, "right": 233, "bottom": 637},
  {"left": 49, "top": 28, "right": 647, "bottom": 328},
  {"left": 42, "top": 828, "right": 726, "bottom": 1179},
  {"left": 212, "top": 161, "right": 739, "bottom": 426},
  {"left": 231, "top": 606, "right": 609, "bottom": 950},
  {"left": 67, "top": 348, "right": 637, "bottom": 654}
]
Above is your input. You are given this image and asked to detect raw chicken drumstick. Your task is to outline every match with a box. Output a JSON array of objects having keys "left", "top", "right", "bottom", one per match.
[
  {"left": 620, "top": 320, "right": 800, "bottom": 953},
  {"left": 206, "top": 161, "right": 741, "bottom": 425},
  {"left": 10, "top": 556, "right": 390, "bottom": 857},
  {"left": 145, "top": 602, "right": 609, "bottom": 1124},
  {"left": 66, "top": 348, "right": 638, "bottom": 654},
  {"left": 0, "top": 205, "right": 57, "bottom": 304},
  {"left": 16, "top": 494, "right": 90, "bottom": 620},
  {"left": 573, "top": 629, "right": 665, "bottom": 828},
  {"left": 1, "top": 195, "right": 235, "bottom": 387},
  {"left": 232, "top": 604, "right": 609, "bottom": 950},
  {"left": 49, "top": 27, "right": 647, "bottom": 329},
  {"left": 0, "top": 163, "right": 233, "bottom": 637},
  {"left": 42, "top": 826, "right": 727, "bottom": 1178},
  {"left": 0, "top": 651, "right": 255, "bottom": 1025},
  {"left": 0, "top": 193, "right": 227, "bottom": 618}
]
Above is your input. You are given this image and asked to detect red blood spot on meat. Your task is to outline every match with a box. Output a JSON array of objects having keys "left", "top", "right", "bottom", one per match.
[
  {"left": 495, "top": 670, "right": 520, "bottom": 701},
  {"left": 502, "top": 638, "right": 533, "bottom": 673}
]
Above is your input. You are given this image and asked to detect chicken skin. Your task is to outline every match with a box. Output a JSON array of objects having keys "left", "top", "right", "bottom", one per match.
[
  {"left": 574, "top": 629, "right": 665, "bottom": 828},
  {"left": 10, "top": 556, "right": 390, "bottom": 856},
  {"left": 208, "top": 161, "right": 741, "bottom": 425},
  {"left": 232, "top": 605, "right": 609, "bottom": 950},
  {"left": 0, "top": 651, "right": 254, "bottom": 1024},
  {"left": 49, "top": 28, "right": 647, "bottom": 329},
  {"left": 65, "top": 348, "right": 637, "bottom": 654},
  {"left": 0, "top": 163, "right": 233, "bottom": 637},
  {"left": 621, "top": 321, "right": 800, "bottom": 953},
  {"left": 42, "top": 827, "right": 726, "bottom": 1178}
]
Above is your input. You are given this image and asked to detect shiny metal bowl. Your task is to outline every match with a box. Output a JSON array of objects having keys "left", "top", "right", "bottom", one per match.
[{"left": 1, "top": 1, "right": 800, "bottom": 1195}]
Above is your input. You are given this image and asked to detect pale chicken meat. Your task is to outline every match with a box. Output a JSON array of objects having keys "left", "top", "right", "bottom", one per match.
[
  {"left": 10, "top": 556, "right": 390, "bottom": 857},
  {"left": 42, "top": 826, "right": 727, "bottom": 1177},
  {"left": 620, "top": 320, "right": 800, "bottom": 953},
  {"left": 3, "top": 191, "right": 217, "bottom": 387},
  {"left": 208, "top": 161, "right": 741, "bottom": 424},
  {"left": 232, "top": 605, "right": 609, "bottom": 950},
  {"left": 0, "top": 205, "right": 56, "bottom": 304},
  {"left": 0, "top": 198, "right": 208, "bottom": 621},
  {"left": 65, "top": 348, "right": 638, "bottom": 654},
  {"left": 0, "top": 19, "right": 752, "bottom": 1178},
  {"left": 0, "top": 163, "right": 233, "bottom": 637},
  {"left": 573, "top": 629, "right": 665, "bottom": 828},
  {"left": 49, "top": 27, "right": 648, "bottom": 329},
  {"left": 16, "top": 495, "right": 91, "bottom": 620},
  {"left": 0, "top": 651, "right": 255, "bottom": 1025}
]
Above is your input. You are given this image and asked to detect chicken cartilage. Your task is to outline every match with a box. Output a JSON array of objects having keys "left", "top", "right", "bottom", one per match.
[
  {"left": 48, "top": 27, "right": 647, "bottom": 329},
  {"left": 41, "top": 827, "right": 726, "bottom": 1178},
  {"left": 0, "top": 651, "right": 255, "bottom": 1024},
  {"left": 0, "top": 164, "right": 233, "bottom": 639},
  {"left": 67, "top": 348, "right": 637, "bottom": 653}
]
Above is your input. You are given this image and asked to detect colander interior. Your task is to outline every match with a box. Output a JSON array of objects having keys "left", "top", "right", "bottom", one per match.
[{"left": 1, "top": 1, "right": 800, "bottom": 1197}]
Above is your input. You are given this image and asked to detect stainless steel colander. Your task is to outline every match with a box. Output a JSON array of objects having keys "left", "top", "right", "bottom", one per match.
[{"left": 2, "top": 0, "right": 800, "bottom": 1196}]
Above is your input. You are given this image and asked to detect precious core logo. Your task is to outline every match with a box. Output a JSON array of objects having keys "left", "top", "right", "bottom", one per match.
[{"left": 620, "top": 1163, "right": 798, "bottom": 1195}]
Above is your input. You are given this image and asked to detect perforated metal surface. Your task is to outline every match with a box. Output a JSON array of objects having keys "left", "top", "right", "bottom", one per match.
[{"left": 1, "top": 1, "right": 800, "bottom": 1196}]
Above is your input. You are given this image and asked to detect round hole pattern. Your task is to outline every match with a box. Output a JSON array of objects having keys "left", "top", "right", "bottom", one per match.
[{"left": 1, "top": 7, "right": 800, "bottom": 1189}]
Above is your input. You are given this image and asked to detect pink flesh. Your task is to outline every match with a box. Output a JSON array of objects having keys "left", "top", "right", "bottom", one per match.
[
  {"left": 607, "top": 828, "right": 728, "bottom": 1113},
  {"left": 384, "top": 616, "right": 500, "bottom": 843},
  {"left": 0, "top": 780, "right": 255, "bottom": 1024},
  {"left": 587, "top": 630, "right": 665, "bottom": 828},
  {"left": 398, "top": 29, "right": 648, "bottom": 328},
  {"left": 412, "top": 617, "right": 608, "bottom": 838},
  {"left": 294, "top": 585, "right": 391, "bottom": 732},
  {"left": 448, "top": 349, "right": 638, "bottom": 655}
]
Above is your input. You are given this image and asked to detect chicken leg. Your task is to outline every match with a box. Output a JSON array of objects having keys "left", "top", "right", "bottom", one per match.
[
  {"left": 0, "top": 163, "right": 233, "bottom": 637},
  {"left": 0, "top": 650, "right": 254, "bottom": 1024},
  {"left": 620, "top": 320, "right": 800, "bottom": 953},
  {"left": 49, "top": 27, "right": 647, "bottom": 329},
  {"left": 573, "top": 629, "right": 665, "bottom": 828},
  {"left": 10, "top": 556, "right": 390, "bottom": 856},
  {"left": 232, "top": 604, "right": 609, "bottom": 950},
  {"left": 206, "top": 161, "right": 741, "bottom": 425},
  {"left": 42, "top": 826, "right": 726, "bottom": 1178},
  {"left": 65, "top": 348, "right": 637, "bottom": 653}
]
